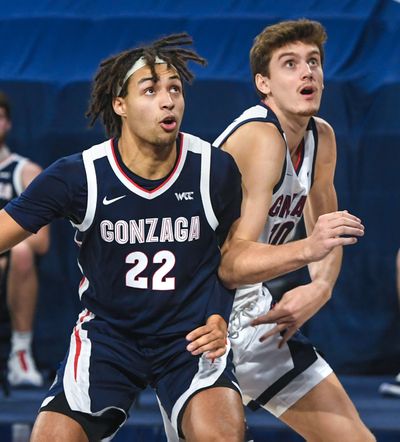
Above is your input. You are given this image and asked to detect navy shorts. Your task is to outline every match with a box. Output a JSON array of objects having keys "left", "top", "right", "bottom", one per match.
[{"left": 40, "top": 309, "right": 240, "bottom": 440}]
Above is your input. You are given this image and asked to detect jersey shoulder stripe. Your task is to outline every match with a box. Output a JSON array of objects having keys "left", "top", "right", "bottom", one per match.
[{"left": 213, "top": 104, "right": 284, "bottom": 148}]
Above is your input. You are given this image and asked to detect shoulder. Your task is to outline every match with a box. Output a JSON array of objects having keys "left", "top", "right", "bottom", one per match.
[
  {"left": 225, "top": 120, "right": 285, "bottom": 157},
  {"left": 313, "top": 117, "right": 335, "bottom": 142},
  {"left": 312, "top": 118, "right": 337, "bottom": 172}
]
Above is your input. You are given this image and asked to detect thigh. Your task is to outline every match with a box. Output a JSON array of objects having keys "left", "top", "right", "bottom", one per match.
[
  {"left": 182, "top": 387, "right": 244, "bottom": 442},
  {"left": 31, "top": 411, "right": 88, "bottom": 442},
  {"left": 156, "top": 338, "right": 241, "bottom": 439},
  {"left": 41, "top": 311, "right": 148, "bottom": 439},
  {"left": 280, "top": 372, "right": 375, "bottom": 442}
]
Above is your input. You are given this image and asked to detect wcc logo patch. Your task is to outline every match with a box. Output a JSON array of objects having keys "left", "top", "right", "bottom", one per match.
[{"left": 175, "top": 191, "right": 194, "bottom": 201}]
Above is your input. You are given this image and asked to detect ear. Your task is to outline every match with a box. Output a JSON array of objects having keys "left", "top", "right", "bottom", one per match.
[
  {"left": 255, "top": 73, "right": 271, "bottom": 96},
  {"left": 113, "top": 97, "right": 126, "bottom": 117}
]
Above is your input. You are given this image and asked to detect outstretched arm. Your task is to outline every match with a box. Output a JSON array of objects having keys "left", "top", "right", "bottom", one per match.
[
  {"left": 0, "top": 209, "right": 32, "bottom": 253},
  {"left": 20, "top": 161, "right": 50, "bottom": 255}
]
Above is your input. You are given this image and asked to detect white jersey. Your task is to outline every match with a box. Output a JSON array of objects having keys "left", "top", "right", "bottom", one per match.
[
  {"left": 203, "top": 103, "right": 332, "bottom": 423},
  {"left": 214, "top": 103, "right": 318, "bottom": 301}
]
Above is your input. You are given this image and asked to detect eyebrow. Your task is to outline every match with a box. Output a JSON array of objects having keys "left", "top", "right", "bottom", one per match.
[
  {"left": 278, "top": 49, "right": 320, "bottom": 60},
  {"left": 137, "top": 74, "right": 181, "bottom": 85}
]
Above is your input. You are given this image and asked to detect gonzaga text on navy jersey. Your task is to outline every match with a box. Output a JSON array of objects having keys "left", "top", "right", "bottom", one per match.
[{"left": 5, "top": 133, "right": 242, "bottom": 335}]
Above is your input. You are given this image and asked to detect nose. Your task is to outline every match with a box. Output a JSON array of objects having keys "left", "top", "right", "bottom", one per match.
[
  {"left": 301, "top": 61, "right": 313, "bottom": 80},
  {"left": 160, "top": 90, "right": 174, "bottom": 110}
]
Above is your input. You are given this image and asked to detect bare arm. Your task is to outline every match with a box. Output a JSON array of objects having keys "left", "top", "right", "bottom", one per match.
[
  {"left": 252, "top": 119, "right": 358, "bottom": 346},
  {"left": 303, "top": 118, "right": 342, "bottom": 299},
  {"left": 219, "top": 122, "right": 364, "bottom": 289},
  {"left": 0, "top": 209, "right": 32, "bottom": 253},
  {"left": 20, "top": 161, "right": 50, "bottom": 255}
]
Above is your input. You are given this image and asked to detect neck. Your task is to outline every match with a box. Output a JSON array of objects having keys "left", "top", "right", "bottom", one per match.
[
  {"left": 0, "top": 144, "right": 10, "bottom": 162},
  {"left": 117, "top": 132, "right": 177, "bottom": 180},
  {"left": 263, "top": 99, "right": 310, "bottom": 154}
]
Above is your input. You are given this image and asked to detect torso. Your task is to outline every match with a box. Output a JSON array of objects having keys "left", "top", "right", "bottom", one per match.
[
  {"left": 214, "top": 103, "right": 318, "bottom": 246},
  {"left": 73, "top": 133, "right": 233, "bottom": 335}
]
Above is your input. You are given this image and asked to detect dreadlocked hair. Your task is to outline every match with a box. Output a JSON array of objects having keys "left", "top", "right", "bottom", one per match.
[{"left": 86, "top": 33, "right": 207, "bottom": 138}]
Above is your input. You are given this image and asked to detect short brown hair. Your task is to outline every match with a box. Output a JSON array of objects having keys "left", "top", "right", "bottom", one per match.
[
  {"left": 250, "top": 19, "right": 327, "bottom": 98},
  {"left": 0, "top": 91, "right": 11, "bottom": 119}
]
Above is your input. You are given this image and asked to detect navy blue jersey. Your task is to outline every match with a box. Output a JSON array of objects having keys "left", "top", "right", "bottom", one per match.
[
  {"left": 0, "top": 150, "right": 27, "bottom": 209},
  {"left": 5, "top": 133, "right": 242, "bottom": 335}
]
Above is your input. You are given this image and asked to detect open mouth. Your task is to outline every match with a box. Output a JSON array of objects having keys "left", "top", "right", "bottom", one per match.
[
  {"left": 300, "top": 86, "right": 315, "bottom": 96},
  {"left": 160, "top": 115, "right": 177, "bottom": 131}
]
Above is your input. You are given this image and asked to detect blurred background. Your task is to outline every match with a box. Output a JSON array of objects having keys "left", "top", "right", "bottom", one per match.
[{"left": 0, "top": 0, "right": 400, "bottom": 440}]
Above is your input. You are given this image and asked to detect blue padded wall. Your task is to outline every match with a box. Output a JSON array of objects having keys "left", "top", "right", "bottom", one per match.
[{"left": 0, "top": 0, "right": 399, "bottom": 374}]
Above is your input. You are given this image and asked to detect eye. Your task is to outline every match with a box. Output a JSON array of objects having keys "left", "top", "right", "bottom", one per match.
[
  {"left": 284, "top": 60, "right": 296, "bottom": 68},
  {"left": 309, "top": 58, "right": 320, "bottom": 67},
  {"left": 144, "top": 87, "right": 155, "bottom": 95},
  {"left": 170, "top": 84, "right": 182, "bottom": 94}
]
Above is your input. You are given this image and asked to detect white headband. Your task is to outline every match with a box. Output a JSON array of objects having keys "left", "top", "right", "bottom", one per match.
[{"left": 116, "top": 56, "right": 166, "bottom": 96}]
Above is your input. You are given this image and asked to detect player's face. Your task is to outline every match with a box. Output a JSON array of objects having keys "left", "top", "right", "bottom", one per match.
[
  {"left": 261, "top": 41, "right": 324, "bottom": 118},
  {"left": 0, "top": 108, "right": 11, "bottom": 144},
  {"left": 118, "top": 64, "right": 184, "bottom": 148}
]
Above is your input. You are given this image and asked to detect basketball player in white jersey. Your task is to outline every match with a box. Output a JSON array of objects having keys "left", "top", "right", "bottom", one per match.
[
  {"left": 379, "top": 248, "right": 400, "bottom": 397},
  {"left": 213, "top": 19, "right": 375, "bottom": 441},
  {"left": 0, "top": 92, "right": 49, "bottom": 387}
]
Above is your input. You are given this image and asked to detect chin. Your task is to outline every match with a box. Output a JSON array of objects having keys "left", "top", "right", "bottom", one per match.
[
  {"left": 155, "top": 132, "right": 177, "bottom": 148},
  {"left": 298, "top": 106, "right": 319, "bottom": 117}
]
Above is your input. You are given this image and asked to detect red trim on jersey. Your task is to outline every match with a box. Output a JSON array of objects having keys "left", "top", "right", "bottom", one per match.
[
  {"left": 294, "top": 139, "right": 304, "bottom": 172},
  {"left": 73, "top": 310, "right": 91, "bottom": 381},
  {"left": 79, "top": 276, "right": 86, "bottom": 288},
  {"left": 18, "top": 350, "right": 28, "bottom": 372},
  {"left": 110, "top": 135, "right": 184, "bottom": 194}
]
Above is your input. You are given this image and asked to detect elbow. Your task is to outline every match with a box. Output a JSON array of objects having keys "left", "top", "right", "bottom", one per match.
[{"left": 218, "top": 264, "right": 238, "bottom": 290}]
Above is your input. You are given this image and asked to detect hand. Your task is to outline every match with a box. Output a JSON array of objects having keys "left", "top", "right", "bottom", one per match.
[
  {"left": 251, "top": 282, "right": 330, "bottom": 348},
  {"left": 304, "top": 210, "right": 364, "bottom": 262},
  {"left": 186, "top": 314, "right": 228, "bottom": 360}
]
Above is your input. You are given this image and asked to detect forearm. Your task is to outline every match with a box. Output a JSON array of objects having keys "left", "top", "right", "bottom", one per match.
[
  {"left": 307, "top": 246, "right": 342, "bottom": 300},
  {"left": 219, "top": 237, "right": 310, "bottom": 289},
  {"left": 0, "top": 210, "right": 32, "bottom": 254}
]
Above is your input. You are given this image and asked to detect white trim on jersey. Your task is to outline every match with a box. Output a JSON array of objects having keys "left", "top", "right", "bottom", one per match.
[
  {"left": 72, "top": 142, "right": 108, "bottom": 232},
  {"left": 64, "top": 309, "right": 95, "bottom": 414},
  {"left": 213, "top": 105, "right": 269, "bottom": 148},
  {"left": 106, "top": 138, "right": 188, "bottom": 200},
  {"left": 169, "top": 340, "right": 236, "bottom": 435},
  {"left": 12, "top": 157, "right": 28, "bottom": 196},
  {"left": 198, "top": 139, "right": 219, "bottom": 231}
]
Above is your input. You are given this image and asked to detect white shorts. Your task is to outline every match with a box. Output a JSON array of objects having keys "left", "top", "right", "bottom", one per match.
[{"left": 230, "top": 283, "right": 332, "bottom": 417}]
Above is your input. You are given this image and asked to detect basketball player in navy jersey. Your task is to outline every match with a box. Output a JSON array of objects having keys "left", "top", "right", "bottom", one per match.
[
  {"left": 0, "top": 34, "right": 246, "bottom": 441},
  {"left": 0, "top": 92, "right": 49, "bottom": 387},
  {"left": 213, "top": 19, "right": 375, "bottom": 441}
]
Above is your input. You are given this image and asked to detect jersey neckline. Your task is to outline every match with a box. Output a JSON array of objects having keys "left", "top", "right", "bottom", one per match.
[{"left": 107, "top": 134, "right": 187, "bottom": 200}]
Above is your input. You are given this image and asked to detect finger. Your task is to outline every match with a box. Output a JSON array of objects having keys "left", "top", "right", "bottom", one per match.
[
  {"left": 277, "top": 326, "right": 298, "bottom": 348},
  {"left": 326, "top": 237, "right": 358, "bottom": 249},
  {"left": 190, "top": 338, "right": 226, "bottom": 355},
  {"left": 327, "top": 216, "right": 364, "bottom": 231},
  {"left": 327, "top": 210, "right": 361, "bottom": 224},
  {"left": 258, "top": 324, "right": 285, "bottom": 342},
  {"left": 251, "top": 311, "right": 293, "bottom": 326},
  {"left": 186, "top": 325, "right": 209, "bottom": 342},
  {"left": 186, "top": 330, "right": 224, "bottom": 352},
  {"left": 330, "top": 224, "right": 364, "bottom": 237},
  {"left": 205, "top": 348, "right": 226, "bottom": 360}
]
